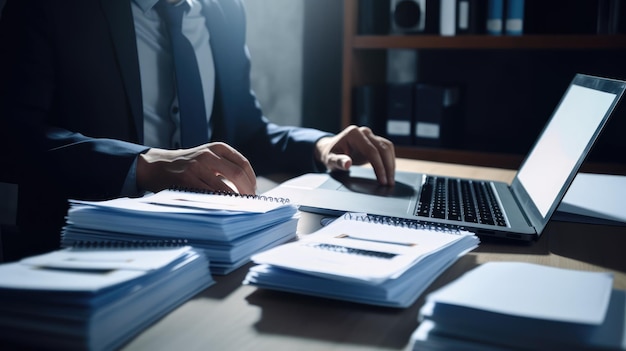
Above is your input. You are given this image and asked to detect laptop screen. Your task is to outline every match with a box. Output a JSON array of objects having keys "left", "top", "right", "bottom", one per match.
[{"left": 516, "top": 78, "right": 620, "bottom": 219}]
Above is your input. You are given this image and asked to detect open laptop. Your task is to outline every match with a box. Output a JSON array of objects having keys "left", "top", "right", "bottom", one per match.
[{"left": 264, "top": 74, "right": 626, "bottom": 241}]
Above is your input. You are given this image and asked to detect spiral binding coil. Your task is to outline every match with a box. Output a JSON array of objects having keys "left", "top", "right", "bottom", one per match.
[
  {"left": 168, "top": 186, "right": 290, "bottom": 204},
  {"left": 68, "top": 239, "right": 189, "bottom": 249},
  {"left": 345, "top": 213, "right": 463, "bottom": 234}
]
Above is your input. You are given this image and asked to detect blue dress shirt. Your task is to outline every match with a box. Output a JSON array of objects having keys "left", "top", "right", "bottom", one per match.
[{"left": 132, "top": 0, "right": 215, "bottom": 149}]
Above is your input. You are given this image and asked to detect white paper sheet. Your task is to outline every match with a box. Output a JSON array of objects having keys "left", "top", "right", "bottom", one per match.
[
  {"left": 557, "top": 172, "right": 626, "bottom": 224},
  {"left": 251, "top": 213, "right": 475, "bottom": 284},
  {"left": 427, "top": 261, "right": 614, "bottom": 325}
]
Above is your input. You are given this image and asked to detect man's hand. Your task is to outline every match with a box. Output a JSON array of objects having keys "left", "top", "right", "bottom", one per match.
[
  {"left": 136, "top": 142, "right": 257, "bottom": 195},
  {"left": 315, "top": 125, "right": 396, "bottom": 186}
]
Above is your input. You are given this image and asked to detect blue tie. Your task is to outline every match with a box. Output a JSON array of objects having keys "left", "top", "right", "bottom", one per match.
[{"left": 157, "top": 1, "right": 208, "bottom": 148}]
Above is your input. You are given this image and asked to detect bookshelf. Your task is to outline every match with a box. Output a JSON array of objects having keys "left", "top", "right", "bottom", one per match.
[{"left": 341, "top": 0, "right": 626, "bottom": 170}]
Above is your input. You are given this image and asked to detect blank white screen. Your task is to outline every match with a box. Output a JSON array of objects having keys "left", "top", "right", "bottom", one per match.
[{"left": 517, "top": 85, "right": 616, "bottom": 217}]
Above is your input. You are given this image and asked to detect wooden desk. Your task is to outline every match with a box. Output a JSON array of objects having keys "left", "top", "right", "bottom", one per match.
[{"left": 123, "top": 159, "right": 626, "bottom": 351}]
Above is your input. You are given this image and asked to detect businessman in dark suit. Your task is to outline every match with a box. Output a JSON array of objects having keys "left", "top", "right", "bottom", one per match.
[{"left": 0, "top": 0, "right": 395, "bottom": 260}]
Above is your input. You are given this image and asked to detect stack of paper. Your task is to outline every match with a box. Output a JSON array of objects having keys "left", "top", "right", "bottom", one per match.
[
  {"left": 62, "top": 189, "right": 299, "bottom": 274},
  {"left": 244, "top": 213, "right": 479, "bottom": 307},
  {"left": 0, "top": 245, "right": 213, "bottom": 350},
  {"left": 412, "top": 261, "right": 626, "bottom": 350},
  {"left": 554, "top": 172, "right": 626, "bottom": 226}
]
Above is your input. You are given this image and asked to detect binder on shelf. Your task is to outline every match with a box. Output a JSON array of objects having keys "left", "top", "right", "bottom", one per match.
[
  {"left": 504, "top": 0, "right": 524, "bottom": 35},
  {"left": 386, "top": 83, "right": 415, "bottom": 146},
  {"left": 62, "top": 189, "right": 299, "bottom": 274},
  {"left": 456, "top": 0, "right": 487, "bottom": 35},
  {"left": 413, "top": 84, "right": 461, "bottom": 148},
  {"left": 486, "top": 0, "right": 504, "bottom": 35},
  {"left": 353, "top": 84, "right": 387, "bottom": 136},
  {"left": 439, "top": 0, "right": 456, "bottom": 36},
  {"left": 424, "top": 0, "right": 442, "bottom": 34},
  {"left": 0, "top": 244, "right": 213, "bottom": 350},
  {"left": 245, "top": 212, "right": 479, "bottom": 308}
]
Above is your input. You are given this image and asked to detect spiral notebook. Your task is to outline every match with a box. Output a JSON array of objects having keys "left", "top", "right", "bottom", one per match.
[
  {"left": 245, "top": 212, "right": 479, "bottom": 307},
  {"left": 22, "top": 239, "right": 193, "bottom": 271},
  {"left": 0, "top": 242, "right": 213, "bottom": 350},
  {"left": 62, "top": 189, "right": 299, "bottom": 274}
]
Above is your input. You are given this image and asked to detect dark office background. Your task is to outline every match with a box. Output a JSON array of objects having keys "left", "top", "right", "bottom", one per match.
[{"left": 249, "top": 0, "right": 626, "bottom": 165}]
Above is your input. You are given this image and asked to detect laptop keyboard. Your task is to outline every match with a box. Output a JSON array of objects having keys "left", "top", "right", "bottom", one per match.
[{"left": 416, "top": 176, "right": 507, "bottom": 227}]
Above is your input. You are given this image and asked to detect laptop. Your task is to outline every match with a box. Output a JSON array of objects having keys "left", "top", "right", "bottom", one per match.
[{"left": 264, "top": 74, "right": 626, "bottom": 241}]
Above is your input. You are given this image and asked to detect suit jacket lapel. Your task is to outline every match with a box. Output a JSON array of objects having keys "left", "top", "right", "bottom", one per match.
[
  {"left": 201, "top": 0, "right": 224, "bottom": 140},
  {"left": 201, "top": 0, "right": 237, "bottom": 142},
  {"left": 100, "top": 0, "right": 144, "bottom": 143}
]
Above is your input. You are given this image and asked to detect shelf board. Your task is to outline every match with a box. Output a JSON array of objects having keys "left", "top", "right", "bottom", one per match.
[
  {"left": 352, "top": 35, "right": 626, "bottom": 50},
  {"left": 394, "top": 146, "right": 626, "bottom": 175},
  {"left": 395, "top": 147, "right": 523, "bottom": 169}
]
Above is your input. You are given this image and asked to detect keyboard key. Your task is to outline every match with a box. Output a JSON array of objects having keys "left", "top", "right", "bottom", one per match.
[{"left": 416, "top": 176, "right": 507, "bottom": 227}]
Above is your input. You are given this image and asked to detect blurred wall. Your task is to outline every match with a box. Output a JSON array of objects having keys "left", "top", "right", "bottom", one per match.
[
  {"left": 244, "top": 0, "right": 305, "bottom": 127},
  {"left": 244, "top": 0, "right": 342, "bottom": 132}
]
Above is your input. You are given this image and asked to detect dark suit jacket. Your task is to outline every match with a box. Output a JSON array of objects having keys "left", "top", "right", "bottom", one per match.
[{"left": 0, "top": 0, "right": 329, "bottom": 259}]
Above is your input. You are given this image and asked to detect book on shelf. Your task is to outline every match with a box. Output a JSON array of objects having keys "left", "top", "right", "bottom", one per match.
[
  {"left": 0, "top": 242, "right": 213, "bottom": 351},
  {"left": 424, "top": 0, "right": 442, "bottom": 34},
  {"left": 439, "top": 0, "right": 456, "bottom": 36},
  {"left": 456, "top": 0, "right": 487, "bottom": 35},
  {"left": 504, "top": 0, "right": 524, "bottom": 35},
  {"left": 352, "top": 84, "right": 387, "bottom": 137},
  {"left": 244, "top": 212, "right": 479, "bottom": 308},
  {"left": 62, "top": 188, "right": 299, "bottom": 274},
  {"left": 413, "top": 83, "right": 461, "bottom": 148},
  {"left": 383, "top": 82, "right": 463, "bottom": 147},
  {"left": 454, "top": 0, "right": 521, "bottom": 36},
  {"left": 486, "top": 0, "right": 504, "bottom": 35},
  {"left": 411, "top": 261, "right": 626, "bottom": 350},
  {"left": 386, "top": 82, "right": 415, "bottom": 146},
  {"left": 371, "top": 0, "right": 625, "bottom": 37}
]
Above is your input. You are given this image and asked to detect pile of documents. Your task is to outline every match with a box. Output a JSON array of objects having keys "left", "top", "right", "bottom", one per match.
[
  {"left": 0, "top": 245, "right": 213, "bottom": 350},
  {"left": 554, "top": 172, "right": 626, "bottom": 226},
  {"left": 62, "top": 189, "right": 299, "bottom": 274},
  {"left": 245, "top": 213, "right": 479, "bottom": 307},
  {"left": 412, "top": 261, "right": 626, "bottom": 350}
]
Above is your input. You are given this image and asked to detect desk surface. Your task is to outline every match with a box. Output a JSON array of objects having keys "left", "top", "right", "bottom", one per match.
[{"left": 123, "top": 159, "right": 626, "bottom": 351}]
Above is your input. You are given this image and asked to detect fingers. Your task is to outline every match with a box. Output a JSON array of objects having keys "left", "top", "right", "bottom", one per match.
[
  {"left": 137, "top": 143, "right": 257, "bottom": 195},
  {"left": 325, "top": 154, "right": 353, "bottom": 171},
  {"left": 372, "top": 133, "right": 396, "bottom": 186},
  {"left": 195, "top": 143, "right": 257, "bottom": 194},
  {"left": 357, "top": 127, "right": 396, "bottom": 186},
  {"left": 333, "top": 126, "right": 396, "bottom": 186}
]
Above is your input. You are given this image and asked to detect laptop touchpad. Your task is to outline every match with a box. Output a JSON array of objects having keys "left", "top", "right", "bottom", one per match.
[{"left": 329, "top": 171, "right": 416, "bottom": 198}]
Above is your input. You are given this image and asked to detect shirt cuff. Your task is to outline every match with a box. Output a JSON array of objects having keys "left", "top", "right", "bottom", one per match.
[{"left": 121, "top": 156, "right": 143, "bottom": 197}]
